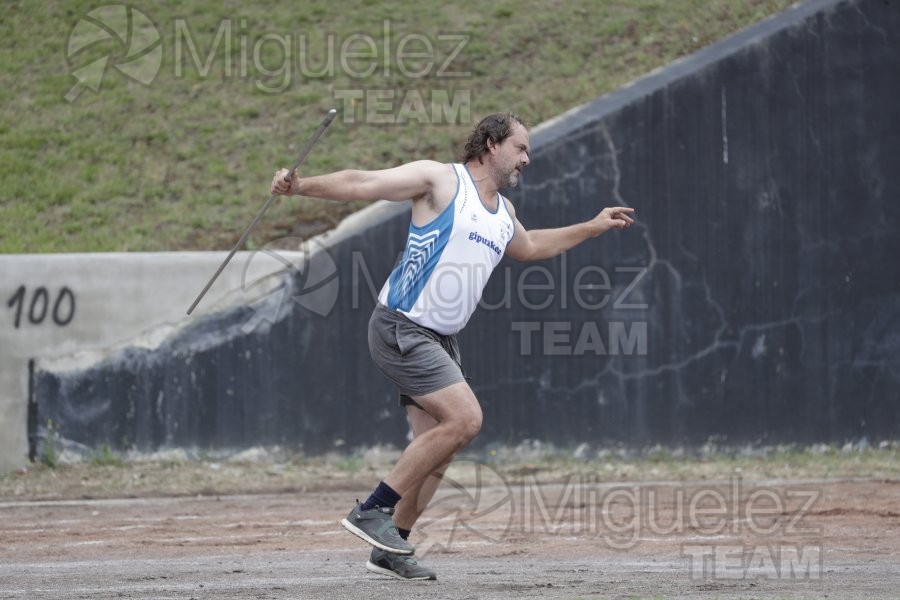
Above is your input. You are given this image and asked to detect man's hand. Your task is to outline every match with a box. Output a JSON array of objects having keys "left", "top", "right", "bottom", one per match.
[
  {"left": 505, "top": 203, "right": 636, "bottom": 262},
  {"left": 271, "top": 168, "right": 300, "bottom": 196},
  {"left": 588, "top": 206, "right": 635, "bottom": 236}
]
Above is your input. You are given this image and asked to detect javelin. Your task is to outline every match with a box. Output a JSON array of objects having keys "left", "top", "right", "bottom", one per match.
[{"left": 186, "top": 108, "right": 338, "bottom": 316}]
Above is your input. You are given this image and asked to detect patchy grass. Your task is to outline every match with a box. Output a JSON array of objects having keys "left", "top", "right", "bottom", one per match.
[
  {"left": 2, "top": 444, "right": 898, "bottom": 501},
  {"left": 1, "top": 0, "right": 795, "bottom": 253},
  {"left": 481, "top": 444, "right": 900, "bottom": 484}
]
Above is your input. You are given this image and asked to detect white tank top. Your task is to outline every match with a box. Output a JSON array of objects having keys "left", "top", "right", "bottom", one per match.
[{"left": 377, "top": 163, "right": 516, "bottom": 335}]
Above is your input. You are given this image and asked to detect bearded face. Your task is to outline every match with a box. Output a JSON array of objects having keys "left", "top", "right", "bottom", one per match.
[
  {"left": 491, "top": 123, "right": 530, "bottom": 189},
  {"left": 496, "top": 153, "right": 522, "bottom": 188}
]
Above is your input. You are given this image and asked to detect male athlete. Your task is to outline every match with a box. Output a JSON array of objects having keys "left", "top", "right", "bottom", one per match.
[{"left": 271, "top": 113, "right": 634, "bottom": 580}]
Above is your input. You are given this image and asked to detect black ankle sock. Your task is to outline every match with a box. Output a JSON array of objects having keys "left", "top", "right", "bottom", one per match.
[
  {"left": 397, "top": 528, "right": 411, "bottom": 540},
  {"left": 360, "top": 480, "right": 401, "bottom": 511}
]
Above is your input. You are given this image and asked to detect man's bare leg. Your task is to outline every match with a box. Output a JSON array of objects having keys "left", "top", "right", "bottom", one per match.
[
  {"left": 393, "top": 404, "right": 452, "bottom": 531},
  {"left": 341, "top": 382, "right": 480, "bottom": 555},
  {"left": 363, "top": 397, "right": 465, "bottom": 581},
  {"left": 382, "top": 382, "right": 482, "bottom": 496}
]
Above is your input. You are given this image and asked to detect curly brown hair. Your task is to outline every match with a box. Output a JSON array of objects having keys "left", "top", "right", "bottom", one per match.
[{"left": 460, "top": 112, "right": 528, "bottom": 164}]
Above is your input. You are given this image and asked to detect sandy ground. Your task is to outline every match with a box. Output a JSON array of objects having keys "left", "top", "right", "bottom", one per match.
[{"left": 2, "top": 474, "right": 899, "bottom": 599}]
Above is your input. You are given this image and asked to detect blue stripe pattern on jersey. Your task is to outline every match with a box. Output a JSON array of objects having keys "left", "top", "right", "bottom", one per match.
[{"left": 386, "top": 199, "right": 455, "bottom": 312}]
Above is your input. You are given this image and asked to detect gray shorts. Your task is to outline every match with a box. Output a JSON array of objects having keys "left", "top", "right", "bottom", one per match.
[{"left": 368, "top": 303, "right": 466, "bottom": 406}]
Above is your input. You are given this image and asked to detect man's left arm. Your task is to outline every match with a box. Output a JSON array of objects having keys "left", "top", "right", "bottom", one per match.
[{"left": 504, "top": 202, "right": 635, "bottom": 262}]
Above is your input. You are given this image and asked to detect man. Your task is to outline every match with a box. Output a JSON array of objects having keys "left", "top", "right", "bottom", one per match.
[{"left": 271, "top": 113, "right": 634, "bottom": 580}]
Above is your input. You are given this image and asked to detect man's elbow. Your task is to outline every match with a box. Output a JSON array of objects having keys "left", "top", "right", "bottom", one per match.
[{"left": 509, "top": 242, "right": 543, "bottom": 262}]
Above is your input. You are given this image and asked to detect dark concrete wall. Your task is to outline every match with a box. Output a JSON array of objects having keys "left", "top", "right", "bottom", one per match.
[{"left": 36, "top": 0, "right": 900, "bottom": 453}]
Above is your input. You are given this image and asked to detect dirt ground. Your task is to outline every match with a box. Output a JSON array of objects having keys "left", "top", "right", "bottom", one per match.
[{"left": 2, "top": 463, "right": 899, "bottom": 599}]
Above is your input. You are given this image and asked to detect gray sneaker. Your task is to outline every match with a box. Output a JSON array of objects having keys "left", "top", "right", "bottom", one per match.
[
  {"left": 340, "top": 501, "right": 414, "bottom": 555},
  {"left": 366, "top": 547, "right": 437, "bottom": 581}
]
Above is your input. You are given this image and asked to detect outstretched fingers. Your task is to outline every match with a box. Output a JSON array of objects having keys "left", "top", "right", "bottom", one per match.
[{"left": 608, "top": 206, "right": 635, "bottom": 228}]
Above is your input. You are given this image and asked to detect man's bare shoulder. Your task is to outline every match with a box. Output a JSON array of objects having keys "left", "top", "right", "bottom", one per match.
[
  {"left": 401, "top": 160, "right": 456, "bottom": 202},
  {"left": 502, "top": 195, "right": 518, "bottom": 216},
  {"left": 406, "top": 161, "right": 459, "bottom": 222},
  {"left": 402, "top": 159, "right": 456, "bottom": 181}
]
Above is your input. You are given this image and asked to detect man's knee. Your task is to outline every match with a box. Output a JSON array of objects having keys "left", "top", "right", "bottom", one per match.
[
  {"left": 449, "top": 401, "right": 482, "bottom": 446},
  {"left": 460, "top": 409, "right": 482, "bottom": 442},
  {"left": 412, "top": 383, "right": 483, "bottom": 444}
]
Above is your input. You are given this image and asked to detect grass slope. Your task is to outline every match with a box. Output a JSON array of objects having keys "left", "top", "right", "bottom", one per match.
[{"left": 0, "top": 0, "right": 795, "bottom": 253}]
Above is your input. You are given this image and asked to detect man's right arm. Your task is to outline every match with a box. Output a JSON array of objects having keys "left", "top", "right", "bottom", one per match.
[{"left": 270, "top": 160, "right": 445, "bottom": 203}]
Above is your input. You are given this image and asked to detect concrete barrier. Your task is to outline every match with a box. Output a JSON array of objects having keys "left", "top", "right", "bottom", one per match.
[{"left": 0, "top": 250, "right": 310, "bottom": 471}]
